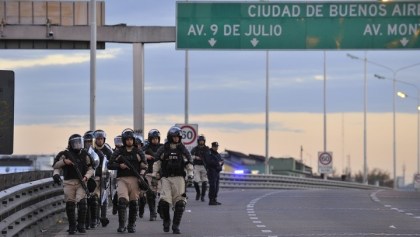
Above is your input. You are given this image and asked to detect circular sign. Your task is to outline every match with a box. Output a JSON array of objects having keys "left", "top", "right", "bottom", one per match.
[
  {"left": 319, "top": 152, "right": 332, "bottom": 165},
  {"left": 415, "top": 174, "right": 420, "bottom": 183},
  {"left": 180, "top": 125, "right": 197, "bottom": 145}
]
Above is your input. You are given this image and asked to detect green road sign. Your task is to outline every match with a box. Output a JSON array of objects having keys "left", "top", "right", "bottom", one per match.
[{"left": 176, "top": 1, "right": 420, "bottom": 50}]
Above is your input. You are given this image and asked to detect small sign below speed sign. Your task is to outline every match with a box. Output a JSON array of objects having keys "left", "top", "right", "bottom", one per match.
[
  {"left": 318, "top": 151, "right": 333, "bottom": 174},
  {"left": 175, "top": 124, "right": 198, "bottom": 151}
]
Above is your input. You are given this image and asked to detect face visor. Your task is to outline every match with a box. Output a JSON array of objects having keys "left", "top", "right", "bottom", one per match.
[
  {"left": 114, "top": 136, "right": 123, "bottom": 147},
  {"left": 69, "top": 136, "right": 84, "bottom": 150},
  {"left": 94, "top": 130, "right": 106, "bottom": 139}
]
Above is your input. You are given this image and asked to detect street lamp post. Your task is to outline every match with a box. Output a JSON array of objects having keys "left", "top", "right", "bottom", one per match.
[
  {"left": 348, "top": 56, "right": 420, "bottom": 189},
  {"left": 377, "top": 76, "right": 420, "bottom": 176},
  {"left": 347, "top": 53, "right": 368, "bottom": 184},
  {"left": 397, "top": 90, "right": 420, "bottom": 175},
  {"left": 373, "top": 62, "right": 420, "bottom": 189}
]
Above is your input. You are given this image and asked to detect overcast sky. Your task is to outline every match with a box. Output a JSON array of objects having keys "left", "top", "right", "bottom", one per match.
[{"left": 3, "top": 0, "right": 420, "bottom": 182}]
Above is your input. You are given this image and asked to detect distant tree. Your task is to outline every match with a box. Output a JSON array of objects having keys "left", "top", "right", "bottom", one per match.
[{"left": 355, "top": 168, "right": 393, "bottom": 188}]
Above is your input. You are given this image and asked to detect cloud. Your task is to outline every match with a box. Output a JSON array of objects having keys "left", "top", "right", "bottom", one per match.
[{"left": 0, "top": 49, "right": 121, "bottom": 69}]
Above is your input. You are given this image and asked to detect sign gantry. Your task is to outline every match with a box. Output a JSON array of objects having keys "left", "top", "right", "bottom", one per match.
[{"left": 176, "top": 1, "right": 420, "bottom": 50}]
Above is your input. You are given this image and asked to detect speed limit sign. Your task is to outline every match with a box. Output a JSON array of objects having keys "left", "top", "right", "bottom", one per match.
[
  {"left": 175, "top": 124, "right": 198, "bottom": 151},
  {"left": 318, "top": 151, "right": 333, "bottom": 174},
  {"left": 414, "top": 174, "right": 420, "bottom": 189}
]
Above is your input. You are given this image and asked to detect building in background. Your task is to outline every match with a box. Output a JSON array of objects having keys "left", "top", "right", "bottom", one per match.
[
  {"left": 0, "top": 155, "right": 54, "bottom": 173},
  {"left": 222, "top": 150, "right": 312, "bottom": 177}
]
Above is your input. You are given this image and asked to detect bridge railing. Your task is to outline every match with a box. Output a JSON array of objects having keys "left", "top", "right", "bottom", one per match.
[
  {"left": 0, "top": 176, "right": 64, "bottom": 237},
  {"left": 0, "top": 171, "right": 386, "bottom": 236},
  {"left": 219, "top": 173, "right": 387, "bottom": 190}
]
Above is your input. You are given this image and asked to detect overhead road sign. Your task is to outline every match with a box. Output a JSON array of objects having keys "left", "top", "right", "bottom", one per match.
[{"left": 176, "top": 1, "right": 420, "bottom": 50}]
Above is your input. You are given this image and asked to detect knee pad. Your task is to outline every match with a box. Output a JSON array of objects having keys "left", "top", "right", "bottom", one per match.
[
  {"left": 118, "top": 197, "right": 128, "bottom": 207},
  {"left": 174, "top": 200, "right": 186, "bottom": 212},
  {"left": 89, "top": 195, "right": 99, "bottom": 205},
  {"left": 78, "top": 198, "right": 87, "bottom": 205},
  {"left": 129, "top": 200, "right": 138, "bottom": 209}
]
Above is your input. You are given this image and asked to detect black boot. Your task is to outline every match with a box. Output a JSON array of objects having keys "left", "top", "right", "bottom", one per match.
[
  {"left": 193, "top": 182, "right": 200, "bottom": 200},
  {"left": 172, "top": 200, "right": 186, "bottom": 234},
  {"left": 77, "top": 199, "right": 88, "bottom": 233},
  {"left": 147, "top": 190, "right": 157, "bottom": 221},
  {"left": 209, "top": 199, "right": 218, "bottom": 205},
  {"left": 127, "top": 200, "right": 138, "bottom": 233},
  {"left": 159, "top": 200, "right": 171, "bottom": 233},
  {"left": 112, "top": 192, "right": 118, "bottom": 215},
  {"left": 85, "top": 204, "right": 91, "bottom": 230},
  {"left": 100, "top": 202, "right": 110, "bottom": 227},
  {"left": 138, "top": 195, "right": 146, "bottom": 218},
  {"left": 201, "top": 182, "right": 207, "bottom": 202},
  {"left": 89, "top": 196, "right": 99, "bottom": 228},
  {"left": 117, "top": 198, "right": 128, "bottom": 233},
  {"left": 65, "top": 202, "right": 77, "bottom": 235}
]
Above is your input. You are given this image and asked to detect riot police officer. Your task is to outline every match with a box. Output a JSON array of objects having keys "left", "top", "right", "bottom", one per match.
[
  {"left": 134, "top": 133, "right": 147, "bottom": 219},
  {"left": 82, "top": 131, "right": 100, "bottom": 229},
  {"left": 92, "top": 129, "right": 113, "bottom": 227},
  {"left": 152, "top": 126, "right": 193, "bottom": 234},
  {"left": 53, "top": 134, "right": 95, "bottom": 234},
  {"left": 190, "top": 134, "right": 209, "bottom": 202},
  {"left": 112, "top": 135, "right": 123, "bottom": 215},
  {"left": 108, "top": 128, "right": 148, "bottom": 233},
  {"left": 142, "top": 129, "right": 163, "bottom": 221}
]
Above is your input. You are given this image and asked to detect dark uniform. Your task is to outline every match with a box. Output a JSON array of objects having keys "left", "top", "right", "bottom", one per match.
[
  {"left": 53, "top": 134, "right": 95, "bottom": 234},
  {"left": 107, "top": 129, "right": 148, "bottom": 233},
  {"left": 141, "top": 129, "right": 163, "bottom": 221},
  {"left": 152, "top": 126, "right": 193, "bottom": 234},
  {"left": 190, "top": 135, "right": 209, "bottom": 202},
  {"left": 92, "top": 129, "right": 113, "bottom": 227},
  {"left": 81, "top": 131, "right": 100, "bottom": 230},
  {"left": 111, "top": 135, "right": 123, "bottom": 215},
  {"left": 205, "top": 142, "right": 223, "bottom": 205}
]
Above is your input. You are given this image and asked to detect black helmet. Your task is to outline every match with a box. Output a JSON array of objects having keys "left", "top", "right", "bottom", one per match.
[
  {"left": 94, "top": 129, "right": 106, "bottom": 140},
  {"left": 167, "top": 126, "right": 182, "bottom": 143},
  {"left": 68, "top": 134, "right": 84, "bottom": 151},
  {"left": 121, "top": 128, "right": 136, "bottom": 146},
  {"left": 135, "top": 134, "right": 144, "bottom": 146},
  {"left": 197, "top": 134, "right": 206, "bottom": 143},
  {"left": 148, "top": 129, "right": 161, "bottom": 142},
  {"left": 114, "top": 135, "right": 123, "bottom": 147},
  {"left": 83, "top": 130, "right": 94, "bottom": 141}
]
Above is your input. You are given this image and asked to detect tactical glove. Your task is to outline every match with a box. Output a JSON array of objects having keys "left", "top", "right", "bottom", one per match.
[
  {"left": 151, "top": 177, "right": 159, "bottom": 187},
  {"left": 53, "top": 174, "right": 62, "bottom": 185}
]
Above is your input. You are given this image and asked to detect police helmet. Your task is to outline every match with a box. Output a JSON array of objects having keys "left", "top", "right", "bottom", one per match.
[
  {"left": 135, "top": 134, "right": 144, "bottom": 146},
  {"left": 114, "top": 135, "right": 123, "bottom": 147},
  {"left": 197, "top": 134, "right": 206, "bottom": 144},
  {"left": 147, "top": 129, "right": 161, "bottom": 142},
  {"left": 94, "top": 129, "right": 107, "bottom": 141},
  {"left": 83, "top": 130, "right": 95, "bottom": 142},
  {"left": 68, "top": 134, "right": 84, "bottom": 151},
  {"left": 167, "top": 126, "right": 182, "bottom": 143},
  {"left": 121, "top": 128, "right": 136, "bottom": 146}
]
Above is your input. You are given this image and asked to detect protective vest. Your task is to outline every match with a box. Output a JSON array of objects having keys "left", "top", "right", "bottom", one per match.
[
  {"left": 143, "top": 143, "right": 162, "bottom": 173},
  {"left": 62, "top": 149, "right": 89, "bottom": 180},
  {"left": 161, "top": 143, "right": 186, "bottom": 178},
  {"left": 94, "top": 144, "right": 113, "bottom": 177},
  {"left": 191, "top": 145, "right": 209, "bottom": 166},
  {"left": 117, "top": 147, "right": 142, "bottom": 178}
]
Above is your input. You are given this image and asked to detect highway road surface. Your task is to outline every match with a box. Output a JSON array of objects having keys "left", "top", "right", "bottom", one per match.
[{"left": 47, "top": 188, "right": 420, "bottom": 237}]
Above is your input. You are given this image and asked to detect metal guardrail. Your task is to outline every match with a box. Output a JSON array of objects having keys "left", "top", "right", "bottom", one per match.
[
  {"left": 0, "top": 172, "right": 387, "bottom": 237},
  {"left": 0, "top": 178, "right": 65, "bottom": 237},
  {"left": 0, "top": 171, "right": 54, "bottom": 191},
  {"left": 219, "top": 173, "right": 389, "bottom": 190}
]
